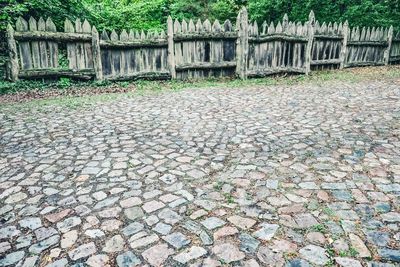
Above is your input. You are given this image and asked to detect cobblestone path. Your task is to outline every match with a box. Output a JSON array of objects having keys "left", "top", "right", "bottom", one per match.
[{"left": 1, "top": 78, "right": 400, "bottom": 266}]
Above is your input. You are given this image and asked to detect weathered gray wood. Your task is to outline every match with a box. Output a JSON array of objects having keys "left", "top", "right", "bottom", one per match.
[
  {"left": 110, "top": 30, "right": 120, "bottom": 77},
  {"left": 64, "top": 19, "right": 77, "bottom": 70},
  {"left": 347, "top": 41, "right": 387, "bottom": 46},
  {"left": 120, "top": 30, "right": 129, "bottom": 75},
  {"left": 107, "top": 71, "right": 170, "bottom": 81},
  {"left": 92, "top": 26, "right": 103, "bottom": 80},
  {"left": 82, "top": 20, "right": 93, "bottom": 68},
  {"left": 18, "top": 68, "right": 94, "bottom": 80},
  {"left": 236, "top": 7, "right": 248, "bottom": 79},
  {"left": 249, "top": 34, "right": 308, "bottom": 43},
  {"left": 75, "top": 19, "right": 86, "bottom": 70},
  {"left": 14, "top": 31, "right": 92, "bottom": 41},
  {"left": 128, "top": 30, "right": 135, "bottom": 74},
  {"left": 46, "top": 18, "right": 58, "bottom": 68},
  {"left": 248, "top": 67, "right": 306, "bottom": 77},
  {"left": 100, "top": 39, "right": 168, "bottom": 48},
  {"left": 7, "top": 12, "right": 399, "bottom": 83},
  {"left": 6, "top": 24, "right": 19, "bottom": 81},
  {"left": 384, "top": 26, "right": 393, "bottom": 65},
  {"left": 174, "top": 32, "right": 237, "bottom": 41},
  {"left": 173, "top": 19, "right": 182, "bottom": 77},
  {"left": 311, "top": 59, "right": 342, "bottom": 65},
  {"left": 29, "top": 17, "right": 40, "bottom": 68},
  {"left": 305, "top": 11, "right": 315, "bottom": 75},
  {"left": 16, "top": 17, "right": 32, "bottom": 70},
  {"left": 37, "top": 18, "right": 48, "bottom": 69},
  {"left": 340, "top": 21, "right": 349, "bottom": 69},
  {"left": 100, "top": 30, "right": 111, "bottom": 77},
  {"left": 176, "top": 61, "right": 236, "bottom": 71}
]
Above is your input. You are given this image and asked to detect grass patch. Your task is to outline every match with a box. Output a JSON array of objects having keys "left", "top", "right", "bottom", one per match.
[{"left": 1, "top": 66, "right": 399, "bottom": 113}]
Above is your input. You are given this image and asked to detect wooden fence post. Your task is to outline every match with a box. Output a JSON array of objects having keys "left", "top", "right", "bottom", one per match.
[
  {"left": 384, "top": 26, "right": 393, "bottom": 65},
  {"left": 6, "top": 24, "right": 19, "bottom": 82},
  {"left": 236, "top": 7, "right": 248, "bottom": 79},
  {"left": 340, "top": 20, "right": 349, "bottom": 69},
  {"left": 305, "top": 11, "right": 315, "bottom": 75},
  {"left": 92, "top": 26, "right": 103, "bottom": 80},
  {"left": 167, "top": 16, "right": 176, "bottom": 79}
]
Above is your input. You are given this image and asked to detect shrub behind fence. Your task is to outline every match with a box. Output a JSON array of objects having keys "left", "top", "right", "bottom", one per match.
[{"left": 5, "top": 8, "right": 400, "bottom": 82}]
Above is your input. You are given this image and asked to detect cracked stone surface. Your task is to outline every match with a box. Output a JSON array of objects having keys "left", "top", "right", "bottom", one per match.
[{"left": 1, "top": 78, "right": 400, "bottom": 266}]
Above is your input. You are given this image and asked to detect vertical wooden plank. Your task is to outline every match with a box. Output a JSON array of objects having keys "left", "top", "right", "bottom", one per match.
[
  {"left": 167, "top": 16, "right": 176, "bottom": 79},
  {"left": 134, "top": 31, "right": 141, "bottom": 73},
  {"left": 161, "top": 30, "right": 168, "bottom": 72},
  {"left": 100, "top": 30, "right": 111, "bottom": 77},
  {"left": 6, "top": 24, "right": 19, "bottom": 81},
  {"left": 29, "top": 17, "right": 40, "bottom": 68},
  {"left": 110, "top": 30, "right": 120, "bottom": 77},
  {"left": 282, "top": 14, "right": 288, "bottom": 68},
  {"left": 120, "top": 29, "right": 129, "bottom": 75},
  {"left": 128, "top": 30, "right": 136, "bottom": 74},
  {"left": 181, "top": 19, "right": 190, "bottom": 77},
  {"left": 38, "top": 18, "right": 48, "bottom": 69},
  {"left": 46, "top": 17, "right": 58, "bottom": 68},
  {"left": 64, "top": 19, "right": 77, "bottom": 70},
  {"left": 91, "top": 26, "right": 103, "bottom": 80},
  {"left": 269, "top": 22, "right": 277, "bottom": 68},
  {"left": 151, "top": 31, "right": 158, "bottom": 72},
  {"left": 174, "top": 19, "right": 182, "bottom": 78},
  {"left": 140, "top": 31, "right": 148, "bottom": 72},
  {"left": 275, "top": 22, "right": 282, "bottom": 67},
  {"left": 75, "top": 19, "right": 85, "bottom": 70},
  {"left": 236, "top": 7, "right": 248, "bottom": 79},
  {"left": 188, "top": 20, "right": 196, "bottom": 77},
  {"left": 340, "top": 21, "right": 349, "bottom": 69},
  {"left": 82, "top": 20, "right": 93, "bottom": 68},
  {"left": 305, "top": 11, "right": 315, "bottom": 75},
  {"left": 203, "top": 19, "right": 212, "bottom": 78},
  {"left": 384, "top": 26, "right": 393, "bottom": 65},
  {"left": 195, "top": 19, "right": 203, "bottom": 74},
  {"left": 253, "top": 21, "right": 259, "bottom": 71},
  {"left": 16, "top": 17, "right": 32, "bottom": 70},
  {"left": 213, "top": 19, "right": 222, "bottom": 64}
]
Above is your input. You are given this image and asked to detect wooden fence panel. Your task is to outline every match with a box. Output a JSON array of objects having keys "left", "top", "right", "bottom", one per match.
[
  {"left": 346, "top": 26, "right": 388, "bottom": 67},
  {"left": 5, "top": 10, "right": 399, "bottom": 82},
  {"left": 173, "top": 18, "right": 237, "bottom": 79},
  {"left": 311, "top": 21, "right": 343, "bottom": 70},
  {"left": 99, "top": 29, "right": 169, "bottom": 80},
  {"left": 247, "top": 16, "right": 309, "bottom": 77}
]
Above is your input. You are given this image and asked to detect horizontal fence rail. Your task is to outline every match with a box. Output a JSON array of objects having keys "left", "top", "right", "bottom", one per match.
[{"left": 5, "top": 8, "right": 399, "bottom": 82}]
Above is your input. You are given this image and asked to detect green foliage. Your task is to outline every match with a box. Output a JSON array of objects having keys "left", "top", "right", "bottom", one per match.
[
  {"left": 57, "top": 77, "right": 71, "bottom": 88},
  {"left": 1, "top": 0, "right": 399, "bottom": 34},
  {"left": 0, "top": 0, "right": 89, "bottom": 31},
  {"left": 248, "top": 0, "right": 400, "bottom": 29}
]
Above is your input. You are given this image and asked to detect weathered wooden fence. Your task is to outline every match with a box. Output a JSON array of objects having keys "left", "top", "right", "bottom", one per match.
[{"left": 5, "top": 8, "right": 399, "bottom": 82}]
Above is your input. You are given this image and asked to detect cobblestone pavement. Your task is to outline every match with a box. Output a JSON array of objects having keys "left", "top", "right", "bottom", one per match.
[{"left": 1, "top": 78, "right": 400, "bottom": 267}]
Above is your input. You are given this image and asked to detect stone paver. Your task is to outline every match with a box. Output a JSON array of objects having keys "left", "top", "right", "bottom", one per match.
[{"left": 1, "top": 78, "right": 400, "bottom": 266}]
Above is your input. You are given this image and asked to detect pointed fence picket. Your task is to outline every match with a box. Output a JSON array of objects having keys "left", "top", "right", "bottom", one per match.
[{"left": 5, "top": 9, "right": 399, "bottom": 82}]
